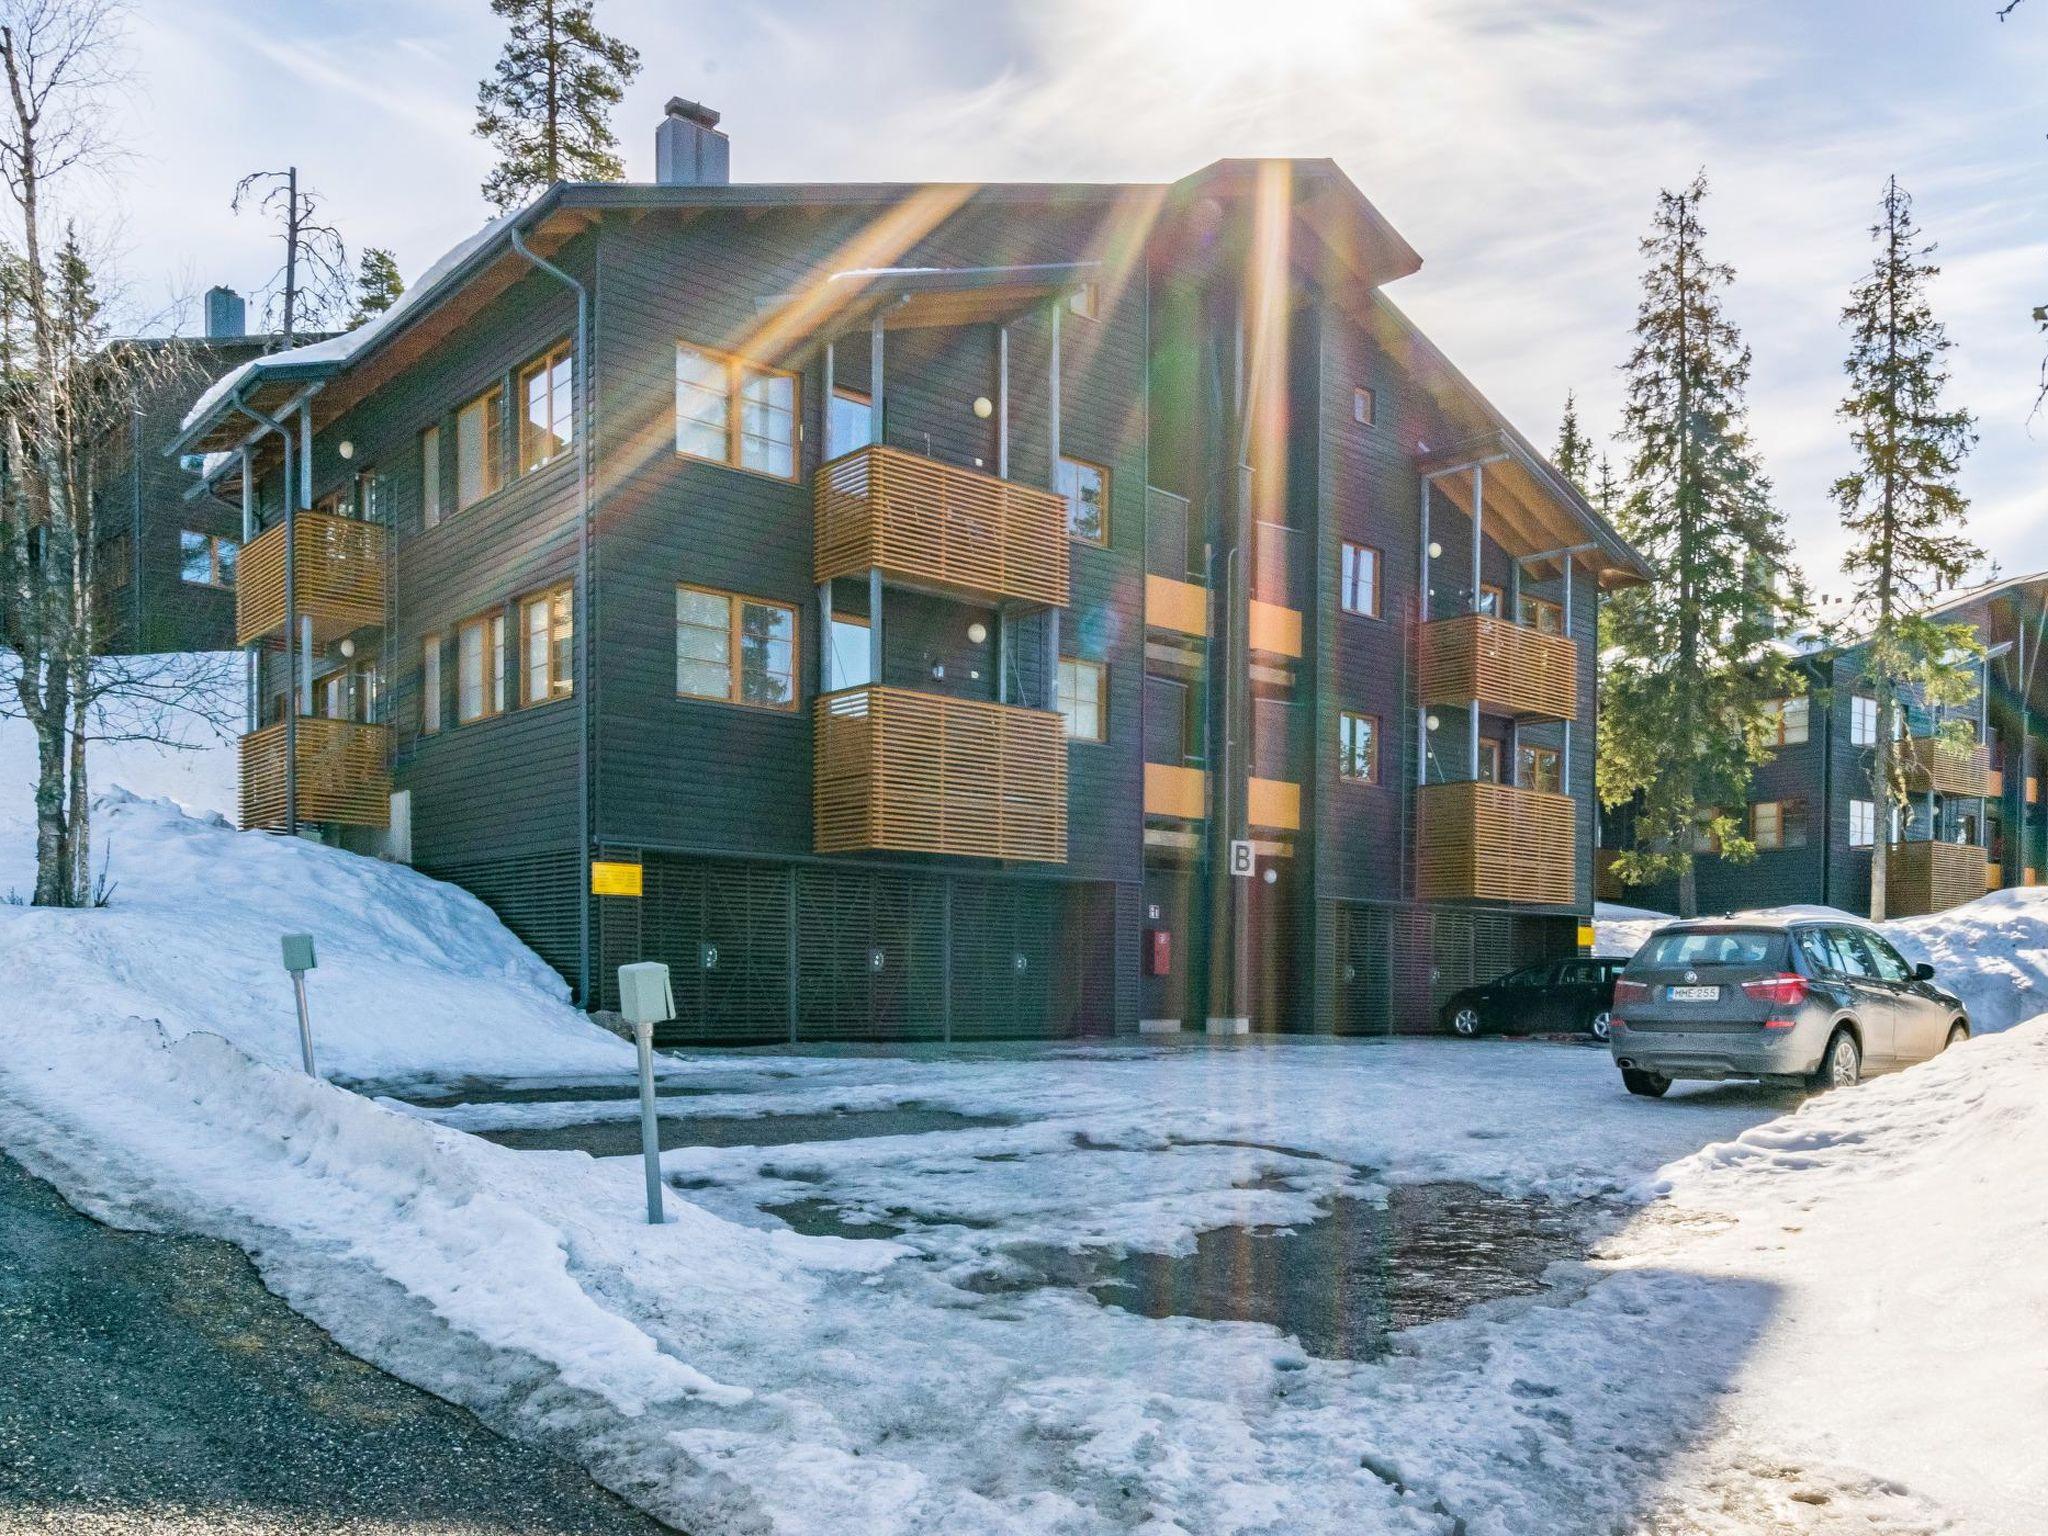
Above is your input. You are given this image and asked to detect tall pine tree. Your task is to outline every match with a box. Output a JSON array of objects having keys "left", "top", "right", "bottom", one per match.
[
  {"left": 1591, "top": 454, "right": 1622, "bottom": 521},
  {"left": 475, "top": 0, "right": 640, "bottom": 212},
  {"left": 350, "top": 248, "right": 404, "bottom": 327},
  {"left": 1600, "top": 174, "right": 1803, "bottom": 917},
  {"left": 1554, "top": 390, "right": 1594, "bottom": 493},
  {"left": 1834, "top": 177, "right": 1981, "bottom": 920}
]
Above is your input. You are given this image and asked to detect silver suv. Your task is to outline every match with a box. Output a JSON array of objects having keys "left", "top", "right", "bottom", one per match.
[{"left": 1609, "top": 915, "right": 1969, "bottom": 1098}]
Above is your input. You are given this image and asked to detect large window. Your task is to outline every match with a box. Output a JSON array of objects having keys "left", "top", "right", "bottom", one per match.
[
  {"left": 1518, "top": 743, "right": 1562, "bottom": 793},
  {"left": 1339, "top": 542, "right": 1381, "bottom": 618},
  {"left": 1519, "top": 594, "right": 1564, "bottom": 634},
  {"left": 1476, "top": 739, "right": 1502, "bottom": 784},
  {"left": 1768, "top": 695, "right": 1810, "bottom": 746},
  {"left": 421, "top": 425, "right": 442, "bottom": 529},
  {"left": 1057, "top": 657, "right": 1107, "bottom": 742},
  {"left": 521, "top": 585, "right": 573, "bottom": 704},
  {"left": 674, "top": 342, "right": 799, "bottom": 479},
  {"left": 1752, "top": 798, "right": 1809, "bottom": 851},
  {"left": 828, "top": 614, "right": 872, "bottom": 688},
  {"left": 675, "top": 585, "right": 797, "bottom": 708},
  {"left": 1339, "top": 711, "right": 1379, "bottom": 784},
  {"left": 457, "top": 611, "right": 506, "bottom": 723},
  {"left": 1849, "top": 798, "right": 1876, "bottom": 848},
  {"left": 179, "top": 530, "right": 237, "bottom": 588},
  {"left": 827, "top": 388, "right": 873, "bottom": 458},
  {"left": 456, "top": 383, "right": 505, "bottom": 510},
  {"left": 1851, "top": 694, "right": 1878, "bottom": 746},
  {"left": 421, "top": 633, "right": 443, "bottom": 735},
  {"left": 517, "top": 341, "right": 575, "bottom": 475},
  {"left": 1057, "top": 457, "right": 1109, "bottom": 546}
]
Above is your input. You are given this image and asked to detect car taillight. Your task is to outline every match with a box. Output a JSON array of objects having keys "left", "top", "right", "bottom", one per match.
[
  {"left": 1613, "top": 979, "right": 1651, "bottom": 1006},
  {"left": 1741, "top": 974, "right": 1809, "bottom": 1007}
]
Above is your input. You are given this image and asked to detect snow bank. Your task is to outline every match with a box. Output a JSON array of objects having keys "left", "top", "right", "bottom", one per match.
[{"left": 0, "top": 789, "right": 631, "bottom": 1082}]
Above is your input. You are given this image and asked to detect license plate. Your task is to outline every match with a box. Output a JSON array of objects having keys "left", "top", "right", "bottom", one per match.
[{"left": 1668, "top": 984, "right": 1720, "bottom": 1002}]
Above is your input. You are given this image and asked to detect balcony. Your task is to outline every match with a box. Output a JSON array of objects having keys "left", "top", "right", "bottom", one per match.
[
  {"left": 1416, "top": 780, "right": 1577, "bottom": 905},
  {"left": 813, "top": 686, "right": 1066, "bottom": 863},
  {"left": 1897, "top": 736, "right": 1989, "bottom": 798},
  {"left": 239, "top": 718, "right": 392, "bottom": 830},
  {"left": 235, "top": 511, "right": 386, "bottom": 648},
  {"left": 813, "top": 445, "right": 1069, "bottom": 608},
  {"left": 1418, "top": 614, "right": 1577, "bottom": 722},
  {"left": 1885, "top": 840, "right": 1985, "bottom": 918}
]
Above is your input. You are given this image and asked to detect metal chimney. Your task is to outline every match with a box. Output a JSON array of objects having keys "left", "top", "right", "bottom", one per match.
[
  {"left": 655, "top": 98, "right": 729, "bottom": 186},
  {"left": 204, "top": 285, "right": 247, "bottom": 340}
]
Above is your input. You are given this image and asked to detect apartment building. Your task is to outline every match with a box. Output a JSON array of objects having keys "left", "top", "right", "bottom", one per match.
[
  {"left": 1603, "top": 574, "right": 2048, "bottom": 919},
  {"left": 168, "top": 99, "right": 1648, "bottom": 1040}
]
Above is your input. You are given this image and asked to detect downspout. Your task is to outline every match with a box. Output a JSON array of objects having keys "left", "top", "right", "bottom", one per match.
[{"left": 510, "top": 225, "right": 594, "bottom": 1009}]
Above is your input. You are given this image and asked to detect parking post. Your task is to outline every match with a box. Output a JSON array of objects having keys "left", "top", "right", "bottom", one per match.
[
  {"left": 280, "top": 933, "right": 319, "bottom": 1078},
  {"left": 616, "top": 962, "right": 677, "bottom": 1225}
]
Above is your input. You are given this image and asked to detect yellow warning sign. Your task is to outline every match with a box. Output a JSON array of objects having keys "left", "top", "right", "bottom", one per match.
[
  {"left": 590, "top": 860, "right": 644, "bottom": 897},
  {"left": 1577, "top": 923, "right": 1597, "bottom": 952}
]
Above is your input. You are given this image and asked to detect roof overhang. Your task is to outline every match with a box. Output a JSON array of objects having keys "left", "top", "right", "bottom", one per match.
[{"left": 1420, "top": 429, "right": 1651, "bottom": 589}]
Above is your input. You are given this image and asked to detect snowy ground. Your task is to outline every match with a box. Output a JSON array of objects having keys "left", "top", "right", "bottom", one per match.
[{"left": 2, "top": 704, "right": 2044, "bottom": 1532}]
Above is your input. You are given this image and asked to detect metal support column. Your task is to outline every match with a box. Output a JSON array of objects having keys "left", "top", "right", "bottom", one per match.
[
  {"left": 997, "top": 325, "right": 1010, "bottom": 479},
  {"left": 1469, "top": 463, "right": 1484, "bottom": 779},
  {"left": 818, "top": 582, "right": 834, "bottom": 691},
  {"left": 1418, "top": 479, "right": 1431, "bottom": 787},
  {"left": 868, "top": 566, "right": 883, "bottom": 687},
  {"left": 1562, "top": 557, "right": 1575, "bottom": 784},
  {"left": 821, "top": 341, "right": 835, "bottom": 455},
  {"left": 1047, "top": 304, "right": 1062, "bottom": 477},
  {"left": 869, "top": 312, "right": 885, "bottom": 447},
  {"left": 282, "top": 423, "right": 298, "bottom": 836}
]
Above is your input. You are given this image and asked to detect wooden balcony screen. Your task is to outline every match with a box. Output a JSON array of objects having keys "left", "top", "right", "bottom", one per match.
[
  {"left": 235, "top": 511, "right": 386, "bottom": 648},
  {"left": 1418, "top": 614, "right": 1577, "bottom": 722},
  {"left": 1416, "top": 780, "right": 1577, "bottom": 905},
  {"left": 1896, "top": 736, "right": 1990, "bottom": 798},
  {"left": 1885, "top": 840, "right": 1985, "bottom": 918},
  {"left": 814, "top": 686, "right": 1067, "bottom": 863},
  {"left": 813, "top": 445, "right": 1069, "bottom": 608},
  {"left": 239, "top": 718, "right": 392, "bottom": 830}
]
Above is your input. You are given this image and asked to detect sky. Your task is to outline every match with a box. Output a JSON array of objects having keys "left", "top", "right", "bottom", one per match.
[{"left": 52, "top": 0, "right": 2048, "bottom": 596}]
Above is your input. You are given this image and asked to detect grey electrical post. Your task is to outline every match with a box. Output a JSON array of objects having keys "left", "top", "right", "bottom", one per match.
[
  {"left": 280, "top": 933, "right": 319, "bottom": 1078},
  {"left": 616, "top": 962, "right": 675, "bottom": 1225}
]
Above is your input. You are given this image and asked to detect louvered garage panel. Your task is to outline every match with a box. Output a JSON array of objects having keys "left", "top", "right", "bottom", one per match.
[
  {"left": 1332, "top": 903, "right": 1394, "bottom": 1035},
  {"left": 639, "top": 857, "right": 793, "bottom": 1044},
  {"left": 424, "top": 851, "right": 583, "bottom": 997},
  {"left": 796, "top": 868, "right": 946, "bottom": 1042},
  {"left": 949, "top": 879, "right": 1059, "bottom": 1039}
]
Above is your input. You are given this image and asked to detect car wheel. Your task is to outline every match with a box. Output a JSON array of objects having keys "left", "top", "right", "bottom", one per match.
[
  {"left": 1587, "top": 1009, "right": 1613, "bottom": 1042},
  {"left": 1809, "top": 1028, "right": 1861, "bottom": 1092},
  {"left": 1945, "top": 1021, "right": 1969, "bottom": 1050},
  {"left": 1622, "top": 1067, "right": 1670, "bottom": 1098},
  {"left": 1448, "top": 1006, "right": 1482, "bottom": 1038}
]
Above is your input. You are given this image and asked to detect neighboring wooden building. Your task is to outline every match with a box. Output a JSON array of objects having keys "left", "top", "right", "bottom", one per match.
[
  {"left": 169, "top": 101, "right": 1648, "bottom": 1039},
  {"left": 1603, "top": 574, "right": 2048, "bottom": 920}
]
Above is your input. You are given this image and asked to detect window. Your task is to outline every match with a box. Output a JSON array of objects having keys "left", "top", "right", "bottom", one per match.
[
  {"left": 517, "top": 341, "right": 575, "bottom": 475},
  {"left": 1823, "top": 927, "right": 1878, "bottom": 979},
  {"left": 1518, "top": 744, "right": 1562, "bottom": 794},
  {"left": 420, "top": 634, "right": 442, "bottom": 734},
  {"left": 102, "top": 533, "right": 131, "bottom": 590},
  {"left": 1352, "top": 387, "right": 1375, "bottom": 426},
  {"left": 1768, "top": 696, "right": 1810, "bottom": 746},
  {"left": 1477, "top": 739, "right": 1502, "bottom": 784},
  {"left": 1851, "top": 694, "right": 1878, "bottom": 746},
  {"left": 318, "top": 671, "right": 349, "bottom": 721},
  {"left": 1752, "top": 798, "right": 1808, "bottom": 851},
  {"left": 1850, "top": 798, "right": 1876, "bottom": 848},
  {"left": 1639, "top": 928, "right": 1782, "bottom": 969},
  {"left": 179, "top": 530, "right": 236, "bottom": 588},
  {"left": 421, "top": 425, "right": 442, "bottom": 529},
  {"left": 1518, "top": 595, "right": 1564, "bottom": 634},
  {"left": 1339, "top": 711, "right": 1379, "bottom": 784},
  {"left": 675, "top": 586, "right": 797, "bottom": 708},
  {"left": 1864, "top": 933, "right": 1913, "bottom": 983},
  {"left": 1057, "top": 457, "right": 1109, "bottom": 546},
  {"left": 673, "top": 342, "right": 799, "bottom": 480},
  {"left": 828, "top": 614, "right": 872, "bottom": 689},
  {"left": 521, "top": 585, "right": 574, "bottom": 704},
  {"left": 1339, "top": 542, "right": 1381, "bottom": 618},
  {"left": 1066, "top": 282, "right": 1099, "bottom": 320},
  {"left": 1477, "top": 583, "right": 1505, "bottom": 618},
  {"left": 457, "top": 611, "right": 506, "bottom": 723},
  {"left": 456, "top": 383, "right": 505, "bottom": 510},
  {"left": 1057, "top": 657, "right": 1107, "bottom": 742},
  {"left": 828, "top": 388, "right": 873, "bottom": 459}
]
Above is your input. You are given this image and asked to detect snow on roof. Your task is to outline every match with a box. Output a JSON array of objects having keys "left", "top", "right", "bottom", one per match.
[{"left": 180, "top": 205, "right": 525, "bottom": 434}]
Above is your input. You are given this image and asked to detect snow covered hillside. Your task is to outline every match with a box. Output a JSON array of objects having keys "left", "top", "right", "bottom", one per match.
[{"left": 1597, "top": 893, "right": 2048, "bottom": 1033}]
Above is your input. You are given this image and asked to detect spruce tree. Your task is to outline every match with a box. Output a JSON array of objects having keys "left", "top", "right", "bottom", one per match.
[
  {"left": 1833, "top": 177, "right": 1981, "bottom": 920},
  {"left": 1591, "top": 454, "right": 1622, "bottom": 522},
  {"left": 1599, "top": 173, "right": 1803, "bottom": 917},
  {"left": 1554, "top": 390, "right": 1593, "bottom": 493},
  {"left": 350, "top": 248, "right": 404, "bottom": 327},
  {"left": 475, "top": 0, "right": 641, "bottom": 212}
]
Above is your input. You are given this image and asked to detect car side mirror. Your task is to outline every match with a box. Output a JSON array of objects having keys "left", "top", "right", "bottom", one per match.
[{"left": 1912, "top": 962, "right": 1936, "bottom": 982}]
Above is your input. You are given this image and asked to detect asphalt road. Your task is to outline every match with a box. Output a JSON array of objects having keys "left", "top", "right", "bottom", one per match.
[{"left": 0, "top": 1151, "right": 666, "bottom": 1534}]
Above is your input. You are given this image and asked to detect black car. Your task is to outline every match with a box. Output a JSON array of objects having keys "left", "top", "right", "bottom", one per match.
[{"left": 1440, "top": 956, "right": 1627, "bottom": 1040}]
